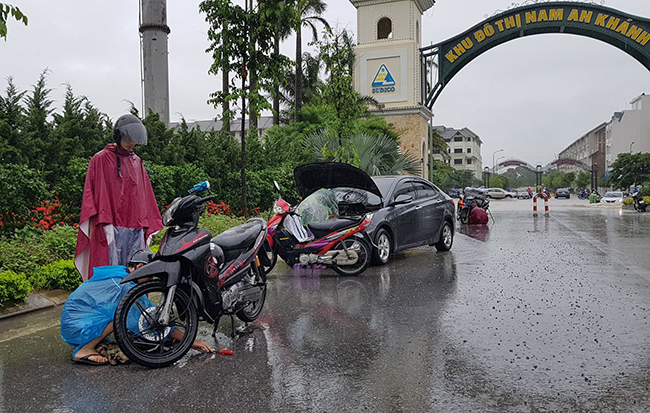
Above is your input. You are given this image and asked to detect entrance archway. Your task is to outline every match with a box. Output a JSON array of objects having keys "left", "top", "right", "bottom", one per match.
[{"left": 421, "top": 2, "right": 650, "bottom": 108}]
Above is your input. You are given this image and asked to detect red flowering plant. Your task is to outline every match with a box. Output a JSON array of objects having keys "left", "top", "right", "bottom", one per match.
[
  {"left": 30, "top": 197, "right": 77, "bottom": 231},
  {"left": 205, "top": 201, "right": 232, "bottom": 217}
]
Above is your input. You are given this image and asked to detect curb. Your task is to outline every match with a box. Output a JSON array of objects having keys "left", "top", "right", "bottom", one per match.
[{"left": 0, "top": 291, "right": 70, "bottom": 321}]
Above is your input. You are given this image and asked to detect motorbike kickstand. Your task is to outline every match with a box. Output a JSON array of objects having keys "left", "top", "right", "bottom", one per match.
[
  {"left": 230, "top": 315, "right": 236, "bottom": 339},
  {"left": 212, "top": 317, "right": 221, "bottom": 342}
]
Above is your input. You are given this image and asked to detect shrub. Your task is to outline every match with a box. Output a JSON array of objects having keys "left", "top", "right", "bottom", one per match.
[
  {"left": 0, "top": 270, "right": 32, "bottom": 303},
  {"left": 30, "top": 260, "right": 81, "bottom": 291},
  {"left": 0, "top": 164, "right": 52, "bottom": 235},
  {"left": 623, "top": 197, "right": 634, "bottom": 205},
  {"left": 0, "top": 236, "right": 51, "bottom": 276},
  {"left": 42, "top": 225, "right": 77, "bottom": 261},
  {"left": 199, "top": 214, "right": 246, "bottom": 237}
]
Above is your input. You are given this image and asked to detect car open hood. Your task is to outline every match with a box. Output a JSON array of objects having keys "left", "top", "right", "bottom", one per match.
[{"left": 293, "top": 162, "right": 383, "bottom": 199}]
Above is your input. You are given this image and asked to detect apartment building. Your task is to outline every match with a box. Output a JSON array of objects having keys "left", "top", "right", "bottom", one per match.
[{"left": 433, "top": 126, "right": 483, "bottom": 180}]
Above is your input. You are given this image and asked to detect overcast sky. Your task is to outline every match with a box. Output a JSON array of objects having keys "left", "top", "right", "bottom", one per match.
[{"left": 1, "top": 0, "right": 649, "bottom": 166}]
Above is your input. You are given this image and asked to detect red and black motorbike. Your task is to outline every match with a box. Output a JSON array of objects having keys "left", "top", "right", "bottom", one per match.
[
  {"left": 263, "top": 166, "right": 375, "bottom": 277},
  {"left": 114, "top": 181, "right": 268, "bottom": 368}
]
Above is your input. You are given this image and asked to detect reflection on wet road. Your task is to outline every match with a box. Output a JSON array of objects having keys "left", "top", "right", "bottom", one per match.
[{"left": 0, "top": 204, "right": 649, "bottom": 412}]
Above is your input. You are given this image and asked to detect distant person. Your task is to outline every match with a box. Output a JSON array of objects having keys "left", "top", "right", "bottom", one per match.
[
  {"left": 468, "top": 204, "right": 488, "bottom": 225},
  {"left": 527, "top": 187, "right": 532, "bottom": 197},
  {"left": 61, "top": 250, "right": 214, "bottom": 366},
  {"left": 74, "top": 114, "right": 163, "bottom": 281}
]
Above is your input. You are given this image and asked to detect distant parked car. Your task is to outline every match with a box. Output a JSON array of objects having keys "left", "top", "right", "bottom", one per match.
[
  {"left": 555, "top": 188, "right": 571, "bottom": 199},
  {"left": 448, "top": 188, "right": 461, "bottom": 198},
  {"left": 601, "top": 191, "right": 624, "bottom": 203},
  {"left": 515, "top": 189, "right": 531, "bottom": 199},
  {"left": 486, "top": 188, "right": 512, "bottom": 199}
]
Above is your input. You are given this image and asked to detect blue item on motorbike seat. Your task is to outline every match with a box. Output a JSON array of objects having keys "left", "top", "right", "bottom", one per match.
[
  {"left": 211, "top": 220, "right": 263, "bottom": 261},
  {"left": 308, "top": 218, "right": 358, "bottom": 239}
]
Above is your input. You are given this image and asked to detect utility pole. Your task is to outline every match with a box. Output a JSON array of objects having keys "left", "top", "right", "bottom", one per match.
[
  {"left": 240, "top": 0, "right": 249, "bottom": 218},
  {"left": 140, "top": 0, "right": 170, "bottom": 126}
]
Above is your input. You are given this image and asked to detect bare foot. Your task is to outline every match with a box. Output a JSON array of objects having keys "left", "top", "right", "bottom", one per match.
[{"left": 74, "top": 348, "right": 108, "bottom": 365}]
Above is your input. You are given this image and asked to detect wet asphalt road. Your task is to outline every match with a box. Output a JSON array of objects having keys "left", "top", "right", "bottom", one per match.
[{"left": 1, "top": 199, "right": 649, "bottom": 412}]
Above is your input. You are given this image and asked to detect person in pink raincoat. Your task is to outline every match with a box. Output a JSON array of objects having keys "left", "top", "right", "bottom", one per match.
[{"left": 74, "top": 114, "right": 163, "bottom": 281}]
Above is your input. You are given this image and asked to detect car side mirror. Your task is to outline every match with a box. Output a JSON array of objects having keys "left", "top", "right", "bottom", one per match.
[{"left": 393, "top": 194, "right": 413, "bottom": 205}]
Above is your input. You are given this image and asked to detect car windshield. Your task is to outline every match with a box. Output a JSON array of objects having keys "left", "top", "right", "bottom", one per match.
[
  {"left": 558, "top": 188, "right": 568, "bottom": 192},
  {"left": 372, "top": 177, "right": 395, "bottom": 198},
  {"left": 604, "top": 192, "right": 623, "bottom": 198}
]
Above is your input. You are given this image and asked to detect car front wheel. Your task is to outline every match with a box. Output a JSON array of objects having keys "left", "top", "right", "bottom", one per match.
[{"left": 372, "top": 228, "right": 392, "bottom": 265}]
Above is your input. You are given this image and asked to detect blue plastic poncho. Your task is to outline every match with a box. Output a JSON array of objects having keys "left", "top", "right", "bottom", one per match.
[{"left": 60, "top": 266, "right": 139, "bottom": 357}]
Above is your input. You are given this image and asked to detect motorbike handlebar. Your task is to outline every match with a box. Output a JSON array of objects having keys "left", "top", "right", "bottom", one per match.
[{"left": 199, "top": 195, "right": 216, "bottom": 204}]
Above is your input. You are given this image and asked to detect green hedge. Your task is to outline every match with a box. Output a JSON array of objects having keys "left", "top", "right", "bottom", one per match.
[
  {"left": 30, "top": 260, "right": 81, "bottom": 291},
  {"left": 0, "top": 270, "right": 32, "bottom": 303},
  {"left": 0, "top": 225, "right": 77, "bottom": 276}
]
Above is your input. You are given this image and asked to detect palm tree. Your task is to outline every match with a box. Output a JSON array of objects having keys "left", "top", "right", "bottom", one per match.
[
  {"left": 295, "top": 0, "right": 329, "bottom": 122},
  {"left": 304, "top": 129, "right": 421, "bottom": 176}
]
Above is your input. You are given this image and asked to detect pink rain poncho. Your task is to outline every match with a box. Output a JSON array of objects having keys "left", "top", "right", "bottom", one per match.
[{"left": 74, "top": 144, "right": 162, "bottom": 281}]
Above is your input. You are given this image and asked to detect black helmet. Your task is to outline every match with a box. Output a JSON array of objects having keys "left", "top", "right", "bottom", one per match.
[
  {"left": 113, "top": 114, "right": 148, "bottom": 146},
  {"left": 128, "top": 249, "right": 155, "bottom": 267}
]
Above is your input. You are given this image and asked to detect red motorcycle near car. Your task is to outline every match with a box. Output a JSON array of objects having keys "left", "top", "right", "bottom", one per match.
[{"left": 260, "top": 163, "right": 376, "bottom": 277}]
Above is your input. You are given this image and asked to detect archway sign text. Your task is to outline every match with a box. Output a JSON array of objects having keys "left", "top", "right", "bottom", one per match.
[{"left": 421, "top": 1, "right": 650, "bottom": 109}]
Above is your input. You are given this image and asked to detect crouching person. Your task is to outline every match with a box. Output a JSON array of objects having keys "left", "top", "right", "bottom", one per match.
[
  {"left": 468, "top": 204, "right": 489, "bottom": 225},
  {"left": 61, "top": 250, "right": 213, "bottom": 366}
]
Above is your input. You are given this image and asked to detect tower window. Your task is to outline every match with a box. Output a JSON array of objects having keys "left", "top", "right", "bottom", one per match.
[{"left": 378, "top": 17, "right": 392, "bottom": 40}]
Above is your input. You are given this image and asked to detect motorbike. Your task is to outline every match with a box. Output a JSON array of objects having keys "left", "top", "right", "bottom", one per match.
[
  {"left": 263, "top": 181, "right": 373, "bottom": 277},
  {"left": 633, "top": 192, "right": 647, "bottom": 212},
  {"left": 113, "top": 181, "right": 268, "bottom": 368},
  {"left": 457, "top": 188, "right": 490, "bottom": 224}
]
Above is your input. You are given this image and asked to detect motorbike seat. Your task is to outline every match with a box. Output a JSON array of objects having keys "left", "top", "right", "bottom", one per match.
[
  {"left": 211, "top": 220, "right": 263, "bottom": 257},
  {"left": 308, "top": 218, "right": 359, "bottom": 238}
]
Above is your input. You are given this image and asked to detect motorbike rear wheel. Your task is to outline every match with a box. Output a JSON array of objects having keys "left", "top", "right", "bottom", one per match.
[
  {"left": 332, "top": 237, "right": 371, "bottom": 277},
  {"left": 459, "top": 208, "right": 469, "bottom": 224},
  {"left": 114, "top": 280, "right": 198, "bottom": 369}
]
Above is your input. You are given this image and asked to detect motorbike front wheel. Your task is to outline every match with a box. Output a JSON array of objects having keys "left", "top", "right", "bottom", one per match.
[
  {"left": 114, "top": 280, "right": 199, "bottom": 369},
  {"left": 333, "top": 237, "right": 371, "bottom": 277}
]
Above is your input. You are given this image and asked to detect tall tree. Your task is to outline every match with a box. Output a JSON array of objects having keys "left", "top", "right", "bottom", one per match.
[
  {"left": 0, "top": 3, "right": 27, "bottom": 40},
  {"left": 317, "top": 27, "right": 362, "bottom": 143},
  {"left": 294, "top": 0, "right": 329, "bottom": 122},
  {"left": 201, "top": 0, "right": 296, "bottom": 216},
  {"left": 22, "top": 70, "right": 54, "bottom": 171},
  {"left": 0, "top": 76, "right": 26, "bottom": 164}
]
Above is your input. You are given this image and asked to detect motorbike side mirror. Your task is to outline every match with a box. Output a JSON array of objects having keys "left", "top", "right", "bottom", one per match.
[
  {"left": 273, "top": 180, "right": 281, "bottom": 193},
  {"left": 392, "top": 194, "right": 413, "bottom": 206}
]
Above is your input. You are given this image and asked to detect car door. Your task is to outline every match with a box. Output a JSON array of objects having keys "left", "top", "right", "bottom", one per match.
[
  {"left": 391, "top": 180, "right": 419, "bottom": 248},
  {"left": 412, "top": 180, "right": 442, "bottom": 244}
]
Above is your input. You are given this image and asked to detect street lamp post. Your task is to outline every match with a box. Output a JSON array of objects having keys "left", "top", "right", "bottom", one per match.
[
  {"left": 492, "top": 149, "right": 504, "bottom": 173},
  {"left": 630, "top": 141, "right": 635, "bottom": 154},
  {"left": 483, "top": 166, "right": 490, "bottom": 187},
  {"left": 536, "top": 164, "right": 542, "bottom": 192},
  {"left": 496, "top": 156, "right": 505, "bottom": 174}
]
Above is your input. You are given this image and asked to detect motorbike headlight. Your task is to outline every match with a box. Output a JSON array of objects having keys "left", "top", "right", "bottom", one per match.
[
  {"left": 365, "top": 212, "right": 374, "bottom": 221},
  {"left": 273, "top": 204, "right": 285, "bottom": 214},
  {"left": 163, "top": 197, "right": 182, "bottom": 226}
]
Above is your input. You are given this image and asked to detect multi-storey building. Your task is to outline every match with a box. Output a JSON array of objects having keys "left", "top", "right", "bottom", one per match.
[
  {"left": 433, "top": 126, "right": 483, "bottom": 180},
  {"left": 557, "top": 122, "right": 607, "bottom": 175},
  {"left": 606, "top": 94, "right": 650, "bottom": 172}
]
